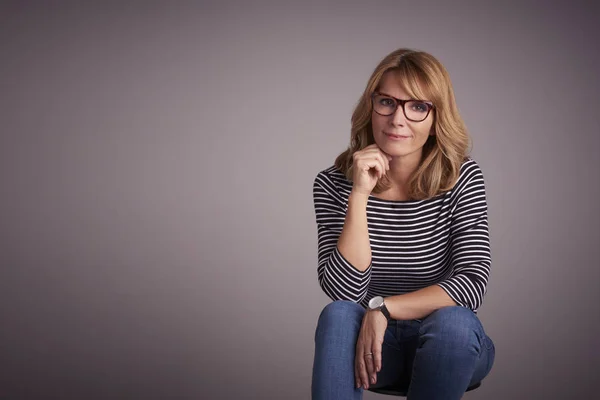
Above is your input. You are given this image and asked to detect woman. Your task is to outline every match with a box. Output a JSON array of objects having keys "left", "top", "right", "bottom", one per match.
[{"left": 311, "top": 48, "right": 495, "bottom": 400}]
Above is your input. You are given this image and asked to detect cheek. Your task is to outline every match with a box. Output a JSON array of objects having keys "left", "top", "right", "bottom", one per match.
[
  {"left": 416, "top": 120, "right": 434, "bottom": 138},
  {"left": 371, "top": 114, "right": 385, "bottom": 131}
]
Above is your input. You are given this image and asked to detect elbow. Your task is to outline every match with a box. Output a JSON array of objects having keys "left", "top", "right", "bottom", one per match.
[{"left": 318, "top": 271, "right": 368, "bottom": 304}]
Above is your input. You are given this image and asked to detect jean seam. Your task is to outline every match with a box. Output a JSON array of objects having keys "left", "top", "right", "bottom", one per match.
[
  {"left": 382, "top": 338, "right": 402, "bottom": 352},
  {"left": 483, "top": 334, "right": 494, "bottom": 350}
]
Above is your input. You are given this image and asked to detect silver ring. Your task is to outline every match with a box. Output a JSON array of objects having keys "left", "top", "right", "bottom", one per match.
[{"left": 364, "top": 352, "right": 373, "bottom": 357}]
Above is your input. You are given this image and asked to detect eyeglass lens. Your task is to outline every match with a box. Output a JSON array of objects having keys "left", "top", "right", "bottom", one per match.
[{"left": 373, "top": 94, "right": 431, "bottom": 121}]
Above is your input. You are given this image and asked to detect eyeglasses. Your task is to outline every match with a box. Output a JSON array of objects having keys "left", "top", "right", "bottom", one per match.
[{"left": 371, "top": 92, "right": 434, "bottom": 122}]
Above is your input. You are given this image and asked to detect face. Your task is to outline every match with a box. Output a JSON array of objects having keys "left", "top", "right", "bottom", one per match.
[{"left": 371, "top": 71, "right": 435, "bottom": 162}]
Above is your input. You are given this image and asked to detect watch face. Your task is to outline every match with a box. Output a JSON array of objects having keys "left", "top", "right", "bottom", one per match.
[{"left": 369, "top": 296, "right": 384, "bottom": 309}]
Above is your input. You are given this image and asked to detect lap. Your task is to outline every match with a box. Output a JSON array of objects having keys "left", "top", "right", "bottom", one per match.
[
  {"left": 372, "top": 308, "right": 495, "bottom": 389},
  {"left": 315, "top": 302, "right": 495, "bottom": 388}
]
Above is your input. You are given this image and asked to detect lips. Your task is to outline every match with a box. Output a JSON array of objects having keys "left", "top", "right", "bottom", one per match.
[{"left": 385, "top": 132, "right": 411, "bottom": 139}]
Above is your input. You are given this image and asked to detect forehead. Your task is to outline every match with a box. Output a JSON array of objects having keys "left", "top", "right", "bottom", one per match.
[{"left": 377, "top": 70, "right": 427, "bottom": 100}]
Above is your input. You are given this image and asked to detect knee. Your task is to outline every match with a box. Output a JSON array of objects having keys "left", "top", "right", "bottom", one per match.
[
  {"left": 315, "top": 300, "right": 365, "bottom": 335},
  {"left": 419, "top": 306, "right": 484, "bottom": 351}
]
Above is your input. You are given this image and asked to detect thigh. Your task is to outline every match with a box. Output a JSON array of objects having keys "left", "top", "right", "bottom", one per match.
[{"left": 388, "top": 311, "right": 495, "bottom": 387}]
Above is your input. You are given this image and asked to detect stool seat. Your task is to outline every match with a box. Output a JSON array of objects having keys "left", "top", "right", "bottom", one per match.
[{"left": 369, "top": 381, "right": 481, "bottom": 396}]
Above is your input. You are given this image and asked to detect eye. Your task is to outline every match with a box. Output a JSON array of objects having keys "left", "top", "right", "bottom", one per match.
[
  {"left": 378, "top": 97, "right": 395, "bottom": 107},
  {"left": 409, "top": 101, "right": 429, "bottom": 113}
]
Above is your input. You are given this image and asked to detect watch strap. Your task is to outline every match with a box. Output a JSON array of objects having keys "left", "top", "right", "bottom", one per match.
[{"left": 380, "top": 303, "right": 391, "bottom": 321}]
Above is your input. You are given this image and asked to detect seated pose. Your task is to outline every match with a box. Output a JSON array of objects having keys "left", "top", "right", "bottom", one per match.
[{"left": 311, "top": 48, "right": 495, "bottom": 400}]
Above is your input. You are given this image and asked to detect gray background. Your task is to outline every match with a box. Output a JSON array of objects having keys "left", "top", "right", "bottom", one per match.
[{"left": 1, "top": 1, "right": 599, "bottom": 399}]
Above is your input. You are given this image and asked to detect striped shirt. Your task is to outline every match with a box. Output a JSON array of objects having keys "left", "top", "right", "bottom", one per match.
[{"left": 312, "top": 158, "right": 491, "bottom": 314}]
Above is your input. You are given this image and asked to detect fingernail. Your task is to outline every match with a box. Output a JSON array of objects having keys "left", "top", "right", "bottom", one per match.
[{"left": 371, "top": 377, "right": 376, "bottom": 384}]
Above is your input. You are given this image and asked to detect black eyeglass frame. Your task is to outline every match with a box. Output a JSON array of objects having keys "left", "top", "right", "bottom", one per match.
[{"left": 371, "top": 91, "right": 435, "bottom": 122}]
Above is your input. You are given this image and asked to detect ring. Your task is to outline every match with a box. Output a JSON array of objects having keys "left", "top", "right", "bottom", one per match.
[{"left": 364, "top": 352, "right": 373, "bottom": 357}]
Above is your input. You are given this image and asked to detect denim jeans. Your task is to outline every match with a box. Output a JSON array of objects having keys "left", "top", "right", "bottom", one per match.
[{"left": 312, "top": 300, "right": 495, "bottom": 400}]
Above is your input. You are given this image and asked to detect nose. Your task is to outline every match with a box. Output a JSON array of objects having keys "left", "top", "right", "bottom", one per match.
[{"left": 391, "top": 105, "right": 407, "bottom": 126}]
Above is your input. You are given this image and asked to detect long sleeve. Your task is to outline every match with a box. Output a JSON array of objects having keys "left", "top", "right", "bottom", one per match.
[
  {"left": 313, "top": 171, "right": 372, "bottom": 303},
  {"left": 437, "top": 163, "right": 491, "bottom": 311}
]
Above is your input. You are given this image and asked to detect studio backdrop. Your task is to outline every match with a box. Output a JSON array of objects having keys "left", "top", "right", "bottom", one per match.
[{"left": 1, "top": 1, "right": 599, "bottom": 399}]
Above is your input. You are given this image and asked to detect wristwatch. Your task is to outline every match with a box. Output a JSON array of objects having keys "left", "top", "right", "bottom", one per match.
[{"left": 368, "top": 296, "right": 391, "bottom": 321}]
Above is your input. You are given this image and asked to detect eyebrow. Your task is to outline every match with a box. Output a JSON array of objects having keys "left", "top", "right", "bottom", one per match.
[
  {"left": 377, "top": 91, "right": 414, "bottom": 101},
  {"left": 376, "top": 91, "right": 432, "bottom": 104}
]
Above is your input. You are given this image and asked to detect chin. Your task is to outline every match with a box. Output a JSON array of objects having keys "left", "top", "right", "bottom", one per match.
[{"left": 377, "top": 139, "right": 410, "bottom": 153}]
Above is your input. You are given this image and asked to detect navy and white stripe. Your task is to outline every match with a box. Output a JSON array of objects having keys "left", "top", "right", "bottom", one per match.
[{"left": 313, "top": 158, "right": 491, "bottom": 313}]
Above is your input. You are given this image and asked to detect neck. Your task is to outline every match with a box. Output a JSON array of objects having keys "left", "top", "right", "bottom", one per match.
[{"left": 387, "top": 152, "right": 422, "bottom": 188}]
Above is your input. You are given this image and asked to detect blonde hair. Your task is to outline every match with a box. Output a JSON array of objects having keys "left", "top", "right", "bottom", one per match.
[{"left": 334, "top": 48, "right": 471, "bottom": 200}]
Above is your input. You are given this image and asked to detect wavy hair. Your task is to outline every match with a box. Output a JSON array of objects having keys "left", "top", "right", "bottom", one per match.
[{"left": 334, "top": 48, "right": 471, "bottom": 200}]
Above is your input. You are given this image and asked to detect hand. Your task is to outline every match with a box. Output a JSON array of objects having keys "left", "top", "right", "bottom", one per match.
[
  {"left": 355, "top": 309, "right": 388, "bottom": 390},
  {"left": 351, "top": 144, "right": 392, "bottom": 196}
]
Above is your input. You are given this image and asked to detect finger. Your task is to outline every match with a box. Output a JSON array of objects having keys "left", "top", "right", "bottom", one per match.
[
  {"left": 363, "top": 143, "right": 380, "bottom": 150},
  {"left": 354, "top": 358, "right": 362, "bottom": 389},
  {"left": 366, "top": 151, "right": 389, "bottom": 176},
  {"left": 364, "top": 149, "right": 390, "bottom": 172},
  {"left": 356, "top": 148, "right": 390, "bottom": 173},
  {"left": 379, "top": 150, "right": 392, "bottom": 171},
  {"left": 358, "top": 158, "right": 383, "bottom": 179},
  {"left": 375, "top": 152, "right": 389, "bottom": 174},
  {"left": 373, "top": 344, "right": 383, "bottom": 374},
  {"left": 357, "top": 145, "right": 392, "bottom": 167},
  {"left": 360, "top": 146, "right": 387, "bottom": 161},
  {"left": 356, "top": 146, "right": 383, "bottom": 159},
  {"left": 355, "top": 342, "right": 366, "bottom": 389},
  {"left": 374, "top": 156, "right": 386, "bottom": 179},
  {"left": 379, "top": 148, "right": 393, "bottom": 164},
  {"left": 353, "top": 145, "right": 379, "bottom": 160},
  {"left": 355, "top": 342, "right": 371, "bottom": 390},
  {"left": 367, "top": 147, "right": 392, "bottom": 171},
  {"left": 364, "top": 351, "right": 376, "bottom": 386},
  {"left": 372, "top": 160, "right": 384, "bottom": 180},
  {"left": 358, "top": 357, "right": 370, "bottom": 389}
]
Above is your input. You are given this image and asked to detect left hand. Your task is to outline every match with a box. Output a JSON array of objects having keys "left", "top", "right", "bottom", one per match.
[{"left": 355, "top": 309, "right": 388, "bottom": 390}]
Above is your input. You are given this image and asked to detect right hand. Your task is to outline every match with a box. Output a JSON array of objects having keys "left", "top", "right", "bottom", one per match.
[{"left": 351, "top": 144, "right": 392, "bottom": 196}]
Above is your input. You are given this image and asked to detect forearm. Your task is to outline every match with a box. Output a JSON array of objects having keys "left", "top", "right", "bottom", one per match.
[
  {"left": 385, "top": 285, "right": 458, "bottom": 321},
  {"left": 337, "top": 191, "right": 372, "bottom": 272}
]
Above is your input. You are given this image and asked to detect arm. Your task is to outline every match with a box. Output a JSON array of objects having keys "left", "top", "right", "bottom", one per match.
[
  {"left": 384, "top": 162, "right": 491, "bottom": 319},
  {"left": 383, "top": 285, "right": 457, "bottom": 321},
  {"left": 313, "top": 173, "right": 373, "bottom": 303},
  {"left": 338, "top": 191, "right": 372, "bottom": 272}
]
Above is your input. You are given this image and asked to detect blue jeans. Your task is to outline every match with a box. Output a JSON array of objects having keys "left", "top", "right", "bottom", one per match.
[{"left": 312, "top": 300, "right": 495, "bottom": 400}]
